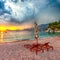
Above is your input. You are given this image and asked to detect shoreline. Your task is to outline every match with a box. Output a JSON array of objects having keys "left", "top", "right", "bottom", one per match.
[
  {"left": 0, "top": 36, "right": 60, "bottom": 44},
  {"left": 46, "top": 30, "right": 60, "bottom": 32}
]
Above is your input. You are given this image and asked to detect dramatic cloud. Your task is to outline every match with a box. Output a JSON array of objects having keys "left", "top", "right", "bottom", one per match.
[{"left": 0, "top": 0, "right": 60, "bottom": 25}]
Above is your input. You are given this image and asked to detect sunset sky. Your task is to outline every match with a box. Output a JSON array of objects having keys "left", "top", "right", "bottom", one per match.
[{"left": 0, "top": 0, "right": 60, "bottom": 28}]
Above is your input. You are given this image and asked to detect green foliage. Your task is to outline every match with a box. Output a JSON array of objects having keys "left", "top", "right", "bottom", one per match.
[{"left": 48, "top": 20, "right": 60, "bottom": 30}]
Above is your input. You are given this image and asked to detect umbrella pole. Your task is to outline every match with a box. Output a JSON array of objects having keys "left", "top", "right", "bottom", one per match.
[{"left": 34, "top": 22, "right": 39, "bottom": 44}]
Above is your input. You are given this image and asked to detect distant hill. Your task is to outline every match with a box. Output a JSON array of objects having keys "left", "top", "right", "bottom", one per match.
[
  {"left": 38, "top": 24, "right": 48, "bottom": 31},
  {"left": 48, "top": 20, "right": 60, "bottom": 31},
  {"left": 21, "top": 24, "right": 48, "bottom": 32}
]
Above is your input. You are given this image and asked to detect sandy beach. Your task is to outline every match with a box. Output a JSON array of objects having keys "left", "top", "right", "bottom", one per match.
[{"left": 0, "top": 36, "right": 60, "bottom": 60}]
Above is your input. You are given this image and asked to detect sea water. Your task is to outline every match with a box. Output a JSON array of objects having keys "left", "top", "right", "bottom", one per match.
[{"left": 0, "top": 31, "right": 60, "bottom": 42}]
